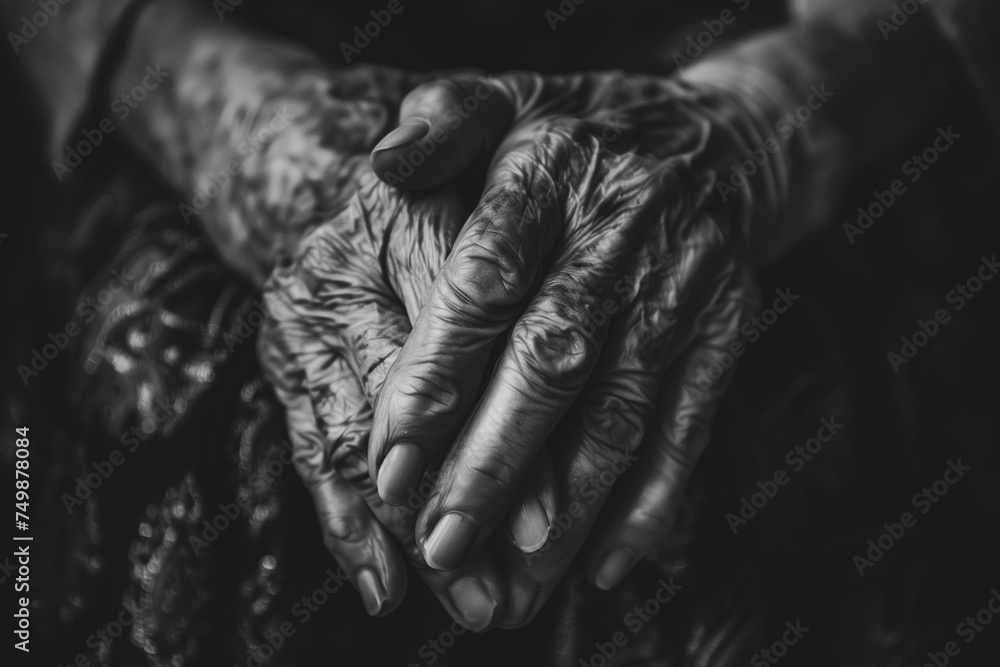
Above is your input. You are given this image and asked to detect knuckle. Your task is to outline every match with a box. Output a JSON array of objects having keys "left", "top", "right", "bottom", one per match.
[
  {"left": 444, "top": 229, "right": 534, "bottom": 311},
  {"left": 575, "top": 435, "right": 627, "bottom": 483},
  {"left": 328, "top": 425, "right": 371, "bottom": 471},
  {"left": 321, "top": 513, "right": 368, "bottom": 548},
  {"left": 508, "top": 315, "right": 597, "bottom": 396},
  {"left": 382, "top": 364, "right": 463, "bottom": 421},
  {"left": 579, "top": 389, "right": 649, "bottom": 454},
  {"left": 661, "top": 432, "right": 702, "bottom": 470}
]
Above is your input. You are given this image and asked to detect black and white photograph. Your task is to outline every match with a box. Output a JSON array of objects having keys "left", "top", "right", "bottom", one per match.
[{"left": 1, "top": 0, "right": 998, "bottom": 665}]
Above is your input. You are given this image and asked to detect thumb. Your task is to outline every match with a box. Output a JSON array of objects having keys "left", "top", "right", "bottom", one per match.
[{"left": 371, "top": 76, "right": 512, "bottom": 191}]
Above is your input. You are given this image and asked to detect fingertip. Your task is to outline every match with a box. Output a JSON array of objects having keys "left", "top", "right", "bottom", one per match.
[
  {"left": 372, "top": 118, "right": 431, "bottom": 154},
  {"left": 447, "top": 576, "right": 498, "bottom": 632},
  {"left": 370, "top": 120, "right": 431, "bottom": 189},
  {"left": 371, "top": 77, "right": 510, "bottom": 191},
  {"left": 590, "top": 547, "right": 637, "bottom": 591},
  {"left": 422, "top": 512, "right": 478, "bottom": 571},
  {"left": 375, "top": 442, "right": 427, "bottom": 506},
  {"left": 508, "top": 496, "right": 550, "bottom": 554},
  {"left": 496, "top": 571, "right": 543, "bottom": 629},
  {"left": 355, "top": 567, "right": 388, "bottom": 616}
]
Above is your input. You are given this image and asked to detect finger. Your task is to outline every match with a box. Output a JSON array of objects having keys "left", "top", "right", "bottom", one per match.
[
  {"left": 371, "top": 76, "right": 512, "bottom": 191},
  {"left": 488, "top": 292, "right": 685, "bottom": 627},
  {"left": 258, "top": 318, "right": 406, "bottom": 616},
  {"left": 367, "top": 136, "right": 571, "bottom": 507},
  {"left": 266, "top": 315, "right": 517, "bottom": 634},
  {"left": 368, "top": 126, "right": 648, "bottom": 509},
  {"left": 491, "top": 251, "right": 747, "bottom": 626},
  {"left": 582, "top": 276, "right": 757, "bottom": 590},
  {"left": 330, "top": 418, "right": 516, "bottom": 633},
  {"left": 409, "top": 150, "right": 670, "bottom": 570}
]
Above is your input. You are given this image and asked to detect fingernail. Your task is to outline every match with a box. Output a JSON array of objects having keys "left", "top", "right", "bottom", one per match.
[
  {"left": 355, "top": 567, "right": 387, "bottom": 616},
  {"left": 377, "top": 443, "right": 426, "bottom": 506},
  {"left": 509, "top": 497, "right": 550, "bottom": 553},
  {"left": 448, "top": 577, "right": 497, "bottom": 632},
  {"left": 593, "top": 548, "right": 635, "bottom": 591},
  {"left": 423, "top": 512, "right": 477, "bottom": 570},
  {"left": 373, "top": 120, "right": 430, "bottom": 153}
]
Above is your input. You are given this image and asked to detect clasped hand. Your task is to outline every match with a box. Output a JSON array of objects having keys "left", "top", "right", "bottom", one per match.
[{"left": 261, "top": 69, "right": 761, "bottom": 631}]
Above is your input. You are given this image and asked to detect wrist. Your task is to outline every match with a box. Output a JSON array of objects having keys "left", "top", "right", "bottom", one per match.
[{"left": 680, "top": 13, "right": 954, "bottom": 266}]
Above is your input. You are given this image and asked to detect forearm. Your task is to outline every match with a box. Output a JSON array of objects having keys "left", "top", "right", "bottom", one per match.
[
  {"left": 682, "top": 8, "right": 955, "bottom": 265},
  {"left": 111, "top": 1, "right": 416, "bottom": 285}
]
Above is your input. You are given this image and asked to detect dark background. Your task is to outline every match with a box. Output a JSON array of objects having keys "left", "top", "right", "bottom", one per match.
[{"left": 2, "top": 1, "right": 999, "bottom": 665}]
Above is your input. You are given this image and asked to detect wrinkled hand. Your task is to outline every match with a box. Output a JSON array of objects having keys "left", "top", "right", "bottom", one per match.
[
  {"left": 261, "top": 171, "right": 538, "bottom": 630},
  {"left": 365, "top": 71, "right": 769, "bottom": 621}
]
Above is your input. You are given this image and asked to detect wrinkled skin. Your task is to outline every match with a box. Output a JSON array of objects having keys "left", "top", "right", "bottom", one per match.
[
  {"left": 260, "top": 174, "right": 516, "bottom": 625},
  {"left": 117, "top": 10, "right": 539, "bottom": 625},
  {"left": 263, "top": 71, "right": 771, "bottom": 629},
  {"left": 364, "top": 72, "right": 765, "bottom": 622},
  {"left": 105, "top": 0, "right": 952, "bottom": 637}
]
